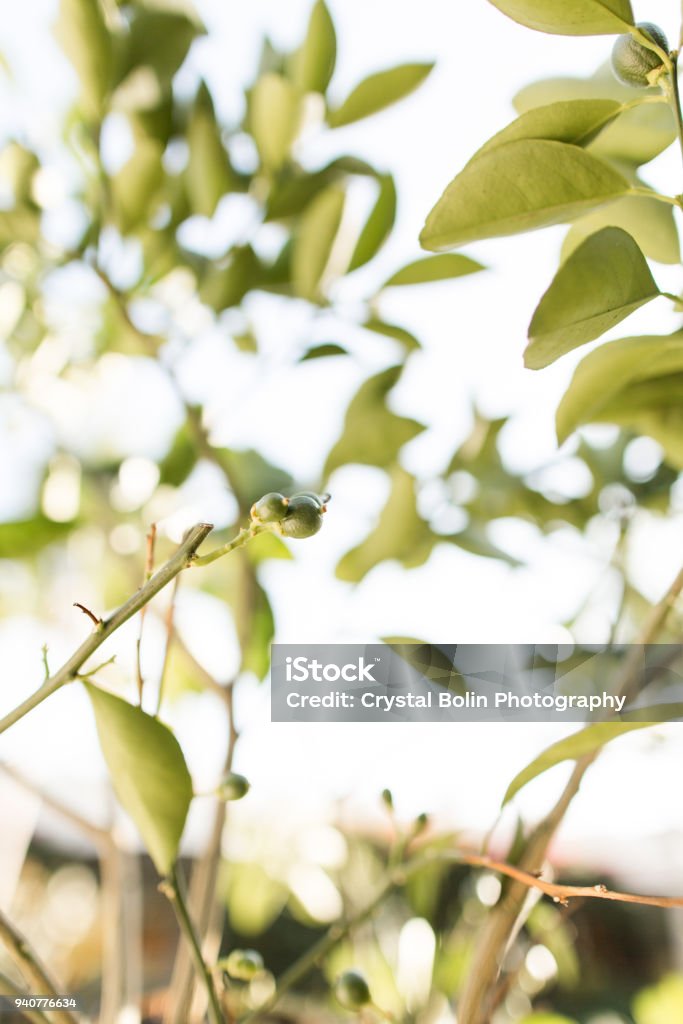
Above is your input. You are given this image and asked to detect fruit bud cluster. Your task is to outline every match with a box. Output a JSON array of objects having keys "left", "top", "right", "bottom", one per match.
[{"left": 250, "top": 490, "right": 330, "bottom": 539}]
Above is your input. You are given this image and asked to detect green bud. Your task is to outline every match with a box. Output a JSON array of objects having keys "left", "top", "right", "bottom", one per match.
[
  {"left": 381, "top": 788, "right": 394, "bottom": 810},
  {"left": 335, "top": 969, "right": 372, "bottom": 1011},
  {"left": 216, "top": 772, "right": 250, "bottom": 801},
  {"left": 415, "top": 811, "right": 429, "bottom": 833},
  {"left": 279, "top": 494, "right": 324, "bottom": 539},
  {"left": 250, "top": 492, "right": 289, "bottom": 523},
  {"left": 219, "top": 948, "right": 264, "bottom": 981},
  {"left": 611, "top": 23, "right": 668, "bottom": 87}
]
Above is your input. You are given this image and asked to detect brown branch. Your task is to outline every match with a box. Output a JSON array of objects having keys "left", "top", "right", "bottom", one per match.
[
  {"left": 155, "top": 573, "right": 180, "bottom": 717},
  {"left": 457, "top": 560, "right": 683, "bottom": 1024},
  {"left": 73, "top": 603, "right": 102, "bottom": 628},
  {"left": 0, "top": 970, "right": 52, "bottom": 1024}
]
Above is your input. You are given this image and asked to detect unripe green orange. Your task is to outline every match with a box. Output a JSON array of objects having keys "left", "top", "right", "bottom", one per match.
[
  {"left": 334, "top": 969, "right": 372, "bottom": 1011},
  {"left": 250, "top": 492, "right": 289, "bottom": 523},
  {"left": 216, "top": 772, "right": 250, "bottom": 801},
  {"left": 279, "top": 494, "right": 324, "bottom": 539},
  {"left": 222, "top": 949, "right": 264, "bottom": 981},
  {"left": 611, "top": 23, "right": 669, "bottom": 87}
]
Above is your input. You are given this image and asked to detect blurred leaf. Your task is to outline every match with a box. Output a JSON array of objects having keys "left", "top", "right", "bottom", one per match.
[
  {"left": 487, "top": 0, "right": 633, "bottom": 35},
  {"left": 216, "top": 448, "right": 293, "bottom": 512},
  {"left": 518, "top": 1016, "right": 578, "bottom": 1024},
  {"left": 158, "top": 424, "right": 197, "bottom": 487},
  {"left": 591, "top": 374, "right": 683, "bottom": 468},
  {"left": 185, "top": 82, "right": 234, "bottom": 217},
  {"left": 527, "top": 902, "right": 580, "bottom": 986},
  {"left": 223, "top": 862, "right": 287, "bottom": 936},
  {"left": 292, "top": 184, "right": 345, "bottom": 300},
  {"left": 111, "top": 135, "right": 164, "bottom": 233},
  {"left": 0, "top": 208, "right": 40, "bottom": 249},
  {"left": 348, "top": 174, "right": 396, "bottom": 271},
  {"left": 85, "top": 684, "right": 193, "bottom": 874},
  {"left": 562, "top": 188, "right": 680, "bottom": 265},
  {"left": 475, "top": 98, "right": 623, "bottom": 158},
  {"left": 250, "top": 72, "right": 299, "bottom": 170},
  {"left": 289, "top": 0, "right": 336, "bottom": 95},
  {"left": 0, "top": 143, "right": 40, "bottom": 203},
  {"left": 556, "top": 332, "right": 683, "bottom": 444},
  {"left": 116, "top": 8, "right": 203, "bottom": 91},
  {"left": 54, "top": 0, "right": 113, "bottom": 119},
  {"left": 514, "top": 65, "right": 675, "bottom": 166},
  {"left": 0, "top": 516, "right": 77, "bottom": 558},
  {"left": 526, "top": 227, "right": 660, "bottom": 369},
  {"left": 503, "top": 703, "right": 683, "bottom": 804},
  {"left": 421, "top": 140, "right": 630, "bottom": 251},
  {"left": 199, "top": 245, "right": 261, "bottom": 312},
  {"left": 325, "top": 366, "right": 424, "bottom": 474},
  {"left": 336, "top": 467, "right": 435, "bottom": 581},
  {"left": 328, "top": 62, "right": 434, "bottom": 128},
  {"left": 300, "top": 342, "right": 348, "bottom": 360},
  {"left": 633, "top": 974, "right": 683, "bottom": 1024},
  {"left": 382, "top": 254, "right": 484, "bottom": 288},
  {"left": 363, "top": 319, "right": 421, "bottom": 351},
  {"left": 240, "top": 578, "right": 274, "bottom": 680},
  {"left": 247, "top": 531, "right": 293, "bottom": 562}
]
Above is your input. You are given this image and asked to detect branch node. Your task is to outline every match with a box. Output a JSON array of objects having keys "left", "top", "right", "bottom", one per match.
[{"left": 73, "top": 602, "right": 102, "bottom": 628}]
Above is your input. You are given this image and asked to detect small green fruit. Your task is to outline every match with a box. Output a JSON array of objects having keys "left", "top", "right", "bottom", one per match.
[
  {"left": 250, "top": 492, "right": 289, "bottom": 523},
  {"left": 280, "top": 494, "right": 324, "bottom": 539},
  {"left": 611, "top": 23, "right": 668, "bottom": 87},
  {"left": 221, "top": 948, "right": 264, "bottom": 981},
  {"left": 216, "top": 772, "right": 250, "bottom": 801},
  {"left": 381, "top": 787, "right": 394, "bottom": 810},
  {"left": 334, "top": 969, "right": 372, "bottom": 1011},
  {"left": 292, "top": 490, "right": 331, "bottom": 509}
]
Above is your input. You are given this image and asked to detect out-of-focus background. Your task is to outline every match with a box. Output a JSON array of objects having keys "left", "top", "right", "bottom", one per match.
[{"left": 2, "top": 1, "right": 683, "bottom": 1021}]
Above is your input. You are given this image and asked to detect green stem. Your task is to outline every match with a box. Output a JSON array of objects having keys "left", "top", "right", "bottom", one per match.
[
  {"left": 629, "top": 25, "right": 674, "bottom": 75},
  {"left": 191, "top": 523, "right": 270, "bottom": 567},
  {"left": 163, "top": 866, "right": 225, "bottom": 1024},
  {"left": 0, "top": 909, "right": 78, "bottom": 1024},
  {"left": 0, "top": 523, "right": 213, "bottom": 735},
  {"left": 662, "top": 57, "right": 683, "bottom": 181},
  {"left": 0, "top": 972, "right": 52, "bottom": 1024},
  {"left": 629, "top": 187, "right": 682, "bottom": 208}
]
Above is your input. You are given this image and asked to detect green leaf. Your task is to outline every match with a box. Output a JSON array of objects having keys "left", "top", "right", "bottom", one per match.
[
  {"left": 525, "top": 227, "right": 660, "bottom": 369},
  {"left": 561, "top": 189, "right": 680, "bottom": 265},
  {"left": 159, "top": 424, "right": 197, "bottom": 487},
  {"left": 382, "top": 254, "right": 484, "bottom": 288},
  {"left": 475, "top": 99, "right": 623, "bottom": 159},
  {"left": 325, "top": 366, "right": 425, "bottom": 474},
  {"left": 115, "top": 9, "right": 203, "bottom": 92},
  {"left": 519, "top": 1016, "right": 579, "bottom": 1024},
  {"left": 556, "top": 332, "right": 683, "bottom": 443},
  {"left": 487, "top": 0, "right": 633, "bottom": 35},
  {"left": 300, "top": 342, "right": 348, "bottom": 360},
  {"left": 336, "top": 467, "right": 436, "bottom": 581},
  {"left": 215, "top": 448, "right": 293, "bottom": 512},
  {"left": 633, "top": 975, "right": 683, "bottom": 1024},
  {"left": 588, "top": 374, "right": 683, "bottom": 469},
  {"left": 348, "top": 174, "right": 396, "bottom": 272},
  {"left": 199, "top": 245, "right": 261, "bottom": 312},
  {"left": 292, "top": 184, "right": 345, "bottom": 301},
  {"left": 514, "top": 68, "right": 675, "bottom": 166},
  {"left": 421, "top": 140, "right": 630, "bottom": 251},
  {"left": 185, "top": 83, "right": 234, "bottom": 217},
  {"left": 504, "top": 703, "right": 683, "bottom": 805},
  {"left": 0, "top": 516, "right": 77, "bottom": 559},
  {"left": 85, "top": 684, "right": 193, "bottom": 874},
  {"left": 364, "top": 319, "right": 421, "bottom": 350},
  {"left": 239, "top": 579, "right": 274, "bottom": 680},
  {"left": 54, "top": 0, "right": 113, "bottom": 119},
  {"left": 250, "top": 72, "right": 299, "bottom": 170},
  {"left": 111, "top": 135, "right": 164, "bottom": 233},
  {"left": 289, "top": 0, "right": 336, "bottom": 95},
  {"left": 328, "top": 63, "right": 434, "bottom": 128}
]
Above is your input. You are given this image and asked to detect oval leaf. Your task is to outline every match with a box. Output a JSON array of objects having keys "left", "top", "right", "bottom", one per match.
[
  {"left": 250, "top": 73, "right": 299, "bottom": 170},
  {"left": 503, "top": 703, "right": 683, "bottom": 805},
  {"left": 348, "top": 174, "right": 396, "bottom": 271},
  {"left": 526, "top": 227, "right": 660, "bottom": 369},
  {"left": 86, "top": 684, "right": 193, "bottom": 875},
  {"left": 556, "top": 332, "right": 683, "bottom": 443},
  {"left": 420, "top": 140, "right": 630, "bottom": 251},
  {"left": 292, "top": 184, "right": 345, "bottom": 300},
  {"left": 328, "top": 63, "right": 433, "bottom": 128},
  {"left": 487, "top": 0, "right": 633, "bottom": 35},
  {"left": 55, "top": 0, "right": 114, "bottom": 119},
  {"left": 475, "top": 99, "right": 623, "bottom": 160},
  {"left": 562, "top": 189, "right": 680, "bottom": 265},
  {"left": 382, "top": 254, "right": 484, "bottom": 288},
  {"left": 289, "top": 0, "right": 336, "bottom": 95}
]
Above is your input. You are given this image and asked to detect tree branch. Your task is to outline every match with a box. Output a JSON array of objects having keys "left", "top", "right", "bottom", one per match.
[
  {"left": 0, "top": 909, "right": 78, "bottom": 1024},
  {"left": 0, "top": 970, "right": 52, "bottom": 1024},
  {"left": 0, "top": 523, "right": 213, "bottom": 735}
]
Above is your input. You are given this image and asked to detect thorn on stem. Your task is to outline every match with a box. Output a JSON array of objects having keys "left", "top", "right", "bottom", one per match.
[{"left": 73, "top": 602, "right": 102, "bottom": 628}]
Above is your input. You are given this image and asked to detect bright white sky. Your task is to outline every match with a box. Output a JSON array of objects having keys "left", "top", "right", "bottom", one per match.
[{"left": 2, "top": 1, "right": 683, "bottom": 887}]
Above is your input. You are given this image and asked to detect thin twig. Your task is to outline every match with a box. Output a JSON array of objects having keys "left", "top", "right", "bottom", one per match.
[
  {"left": 136, "top": 523, "right": 157, "bottom": 707},
  {"left": 0, "top": 909, "right": 78, "bottom": 1024},
  {"left": 0, "top": 970, "right": 52, "bottom": 1024},
  {"left": 155, "top": 573, "right": 180, "bottom": 717},
  {"left": 0, "top": 523, "right": 213, "bottom": 735},
  {"left": 456, "top": 560, "right": 683, "bottom": 1024},
  {"left": 160, "top": 866, "right": 225, "bottom": 1024},
  {"left": 73, "top": 603, "right": 102, "bottom": 628}
]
